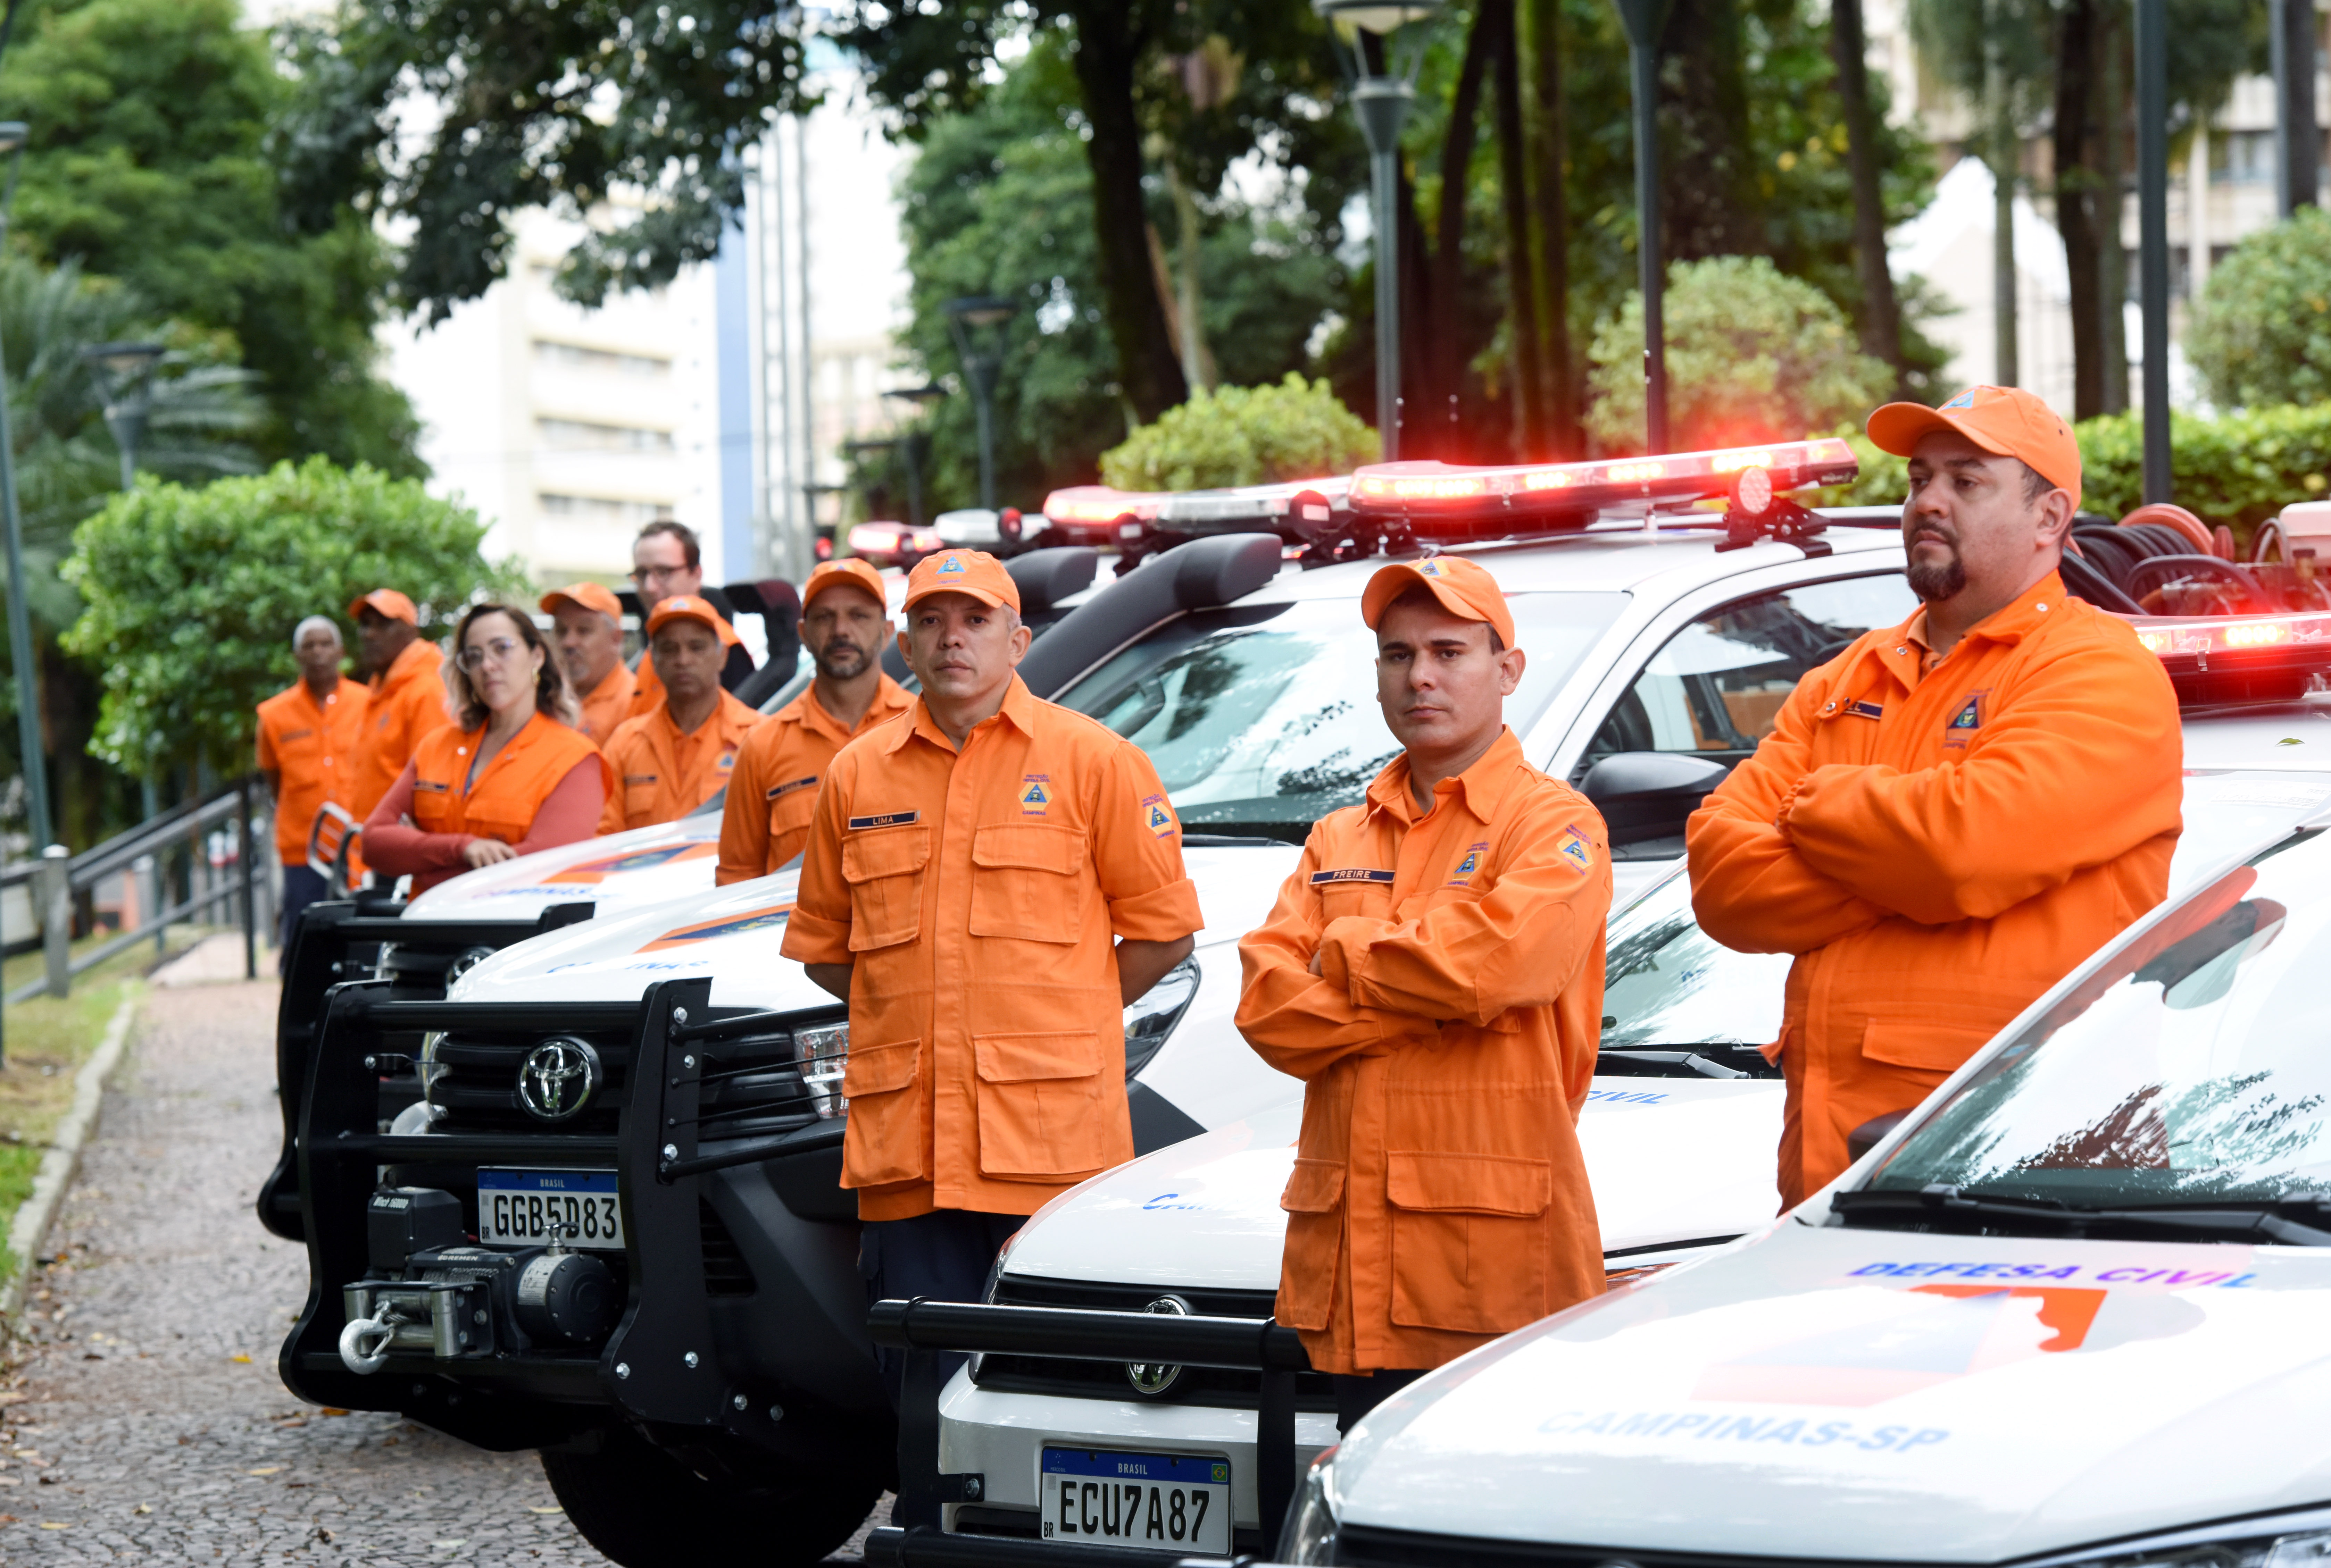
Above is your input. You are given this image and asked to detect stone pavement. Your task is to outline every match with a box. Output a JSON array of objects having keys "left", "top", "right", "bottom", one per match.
[{"left": 0, "top": 980, "right": 889, "bottom": 1565}]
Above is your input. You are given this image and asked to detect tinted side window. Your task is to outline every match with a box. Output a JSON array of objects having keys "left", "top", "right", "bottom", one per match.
[{"left": 1582, "top": 573, "right": 1917, "bottom": 770}]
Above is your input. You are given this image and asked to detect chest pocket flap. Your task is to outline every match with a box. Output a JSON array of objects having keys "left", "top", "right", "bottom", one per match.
[
  {"left": 969, "top": 823, "right": 1087, "bottom": 943},
  {"left": 1386, "top": 1151, "right": 1552, "bottom": 1217},
  {"left": 840, "top": 826, "right": 931, "bottom": 951}
]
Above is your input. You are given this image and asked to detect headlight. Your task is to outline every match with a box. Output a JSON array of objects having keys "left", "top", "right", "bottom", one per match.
[
  {"left": 2053, "top": 1524, "right": 2331, "bottom": 1568},
  {"left": 796, "top": 1022, "right": 849, "bottom": 1119},
  {"left": 1123, "top": 957, "right": 1200, "bottom": 1078},
  {"left": 1277, "top": 1447, "right": 1341, "bottom": 1565}
]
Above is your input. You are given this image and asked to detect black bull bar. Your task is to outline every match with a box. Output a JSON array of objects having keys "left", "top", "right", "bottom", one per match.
[{"left": 865, "top": 1297, "right": 1312, "bottom": 1568}]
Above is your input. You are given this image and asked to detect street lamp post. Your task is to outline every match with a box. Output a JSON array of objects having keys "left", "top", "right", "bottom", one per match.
[
  {"left": 1613, "top": 0, "right": 1669, "bottom": 455},
  {"left": 2136, "top": 0, "right": 2172, "bottom": 504},
  {"left": 882, "top": 382, "right": 949, "bottom": 528},
  {"left": 1315, "top": 1, "right": 1444, "bottom": 462},
  {"left": 0, "top": 120, "right": 49, "bottom": 866},
  {"left": 944, "top": 297, "right": 1017, "bottom": 511},
  {"left": 84, "top": 341, "right": 167, "bottom": 492}
]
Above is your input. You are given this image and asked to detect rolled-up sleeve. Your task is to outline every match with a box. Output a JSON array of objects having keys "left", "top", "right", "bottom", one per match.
[
  {"left": 1091, "top": 743, "right": 1203, "bottom": 942},
  {"left": 777, "top": 759, "right": 855, "bottom": 965}
]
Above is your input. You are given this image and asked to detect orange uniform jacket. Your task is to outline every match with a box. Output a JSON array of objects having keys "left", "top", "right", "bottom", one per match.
[
  {"left": 1687, "top": 572, "right": 2182, "bottom": 1207},
  {"left": 598, "top": 691, "right": 763, "bottom": 835},
  {"left": 1237, "top": 730, "right": 1613, "bottom": 1376},
  {"left": 717, "top": 675, "right": 913, "bottom": 883},
  {"left": 351, "top": 640, "right": 449, "bottom": 823},
  {"left": 255, "top": 676, "right": 367, "bottom": 863},
  {"left": 780, "top": 677, "right": 1204, "bottom": 1221},
  {"left": 407, "top": 714, "right": 613, "bottom": 891},
  {"left": 577, "top": 662, "right": 638, "bottom": 747}
]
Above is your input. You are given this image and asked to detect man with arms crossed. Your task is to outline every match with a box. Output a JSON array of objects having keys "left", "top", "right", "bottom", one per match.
[
  {"left": 1238, "top": 556, "right": 1613, "bottom": 1431},
  {"left": 781, "top": 549, "right": 1201, "bottom": 1402},
  {"left": 718, "top": 558, "right": 911, "bottom": 883},
  {"left": 1688, "top": 385, "right": 2182, "bottom": 1207}
]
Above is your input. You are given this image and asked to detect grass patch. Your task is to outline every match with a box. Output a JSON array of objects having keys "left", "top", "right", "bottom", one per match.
[{"left": 0, "top": 924, "right": 219, "bottom": 1282}]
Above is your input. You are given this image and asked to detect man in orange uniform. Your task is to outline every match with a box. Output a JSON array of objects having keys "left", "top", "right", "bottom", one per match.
[
  {"left": 717, "top": 558, "right": 909, "bottom": 883},
  {"left": 781, "top": 549, "right": 1201, "bottom": 1403},
  {"left": 1238, "top": 556, "right": 1613, "bottom": 1431},
  {"left": 541, "top": 582, "right": 635, "bottom": 745},
  {"left": 1688, "top": 385, "right": 2182, "bottom": 1208},
  {"left": 598, "top": 595, "right": 763, "bottom": 834},
  {"left": 256, "top": 616, "right": 367, "bottom": 950},
  {"left": 347, "top": 589, "right": 449, "bottom": 829}
]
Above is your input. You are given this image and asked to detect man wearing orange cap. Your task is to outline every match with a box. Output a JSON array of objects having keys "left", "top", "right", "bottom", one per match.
[
  {"left": 1689, "top": 384, "right": 2182, "bottom": 1208},
  {"left": 347, "top": 588, "right": 450, "bottom": 830},
  {"left": 625, "top": 519, "right": 754, "bottom": 718},
  {"left": 717, "top": 558, "right": 910, "bottom": 883},
  {"left": 597, "top": 595, "right": 763, "bottom": 834},
  {"left": 1237, "top": 554, "right": 1613, "bottom": 1430},
  {"left": 781, "top": 548, "right": 1202, "bottom": 1404},
  {"left": 257, "top": 615, "right": 368, "bottom": 949},
  {"left": 541, "top": 582, "right": 635, "bottom": 746}
]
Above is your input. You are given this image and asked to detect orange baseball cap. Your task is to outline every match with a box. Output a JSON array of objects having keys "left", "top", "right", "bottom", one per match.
[
  {"left": 347, "top": 588, "right": 417, "bottom": 625},
  {"left": 539, "top": 582, "right": 623, "bottom": 622},
  {"left": 644, "top": 593, "right": 741, "bottom": 646},
  {"left": 902, "top": 549, "right": 1020, "bottom": 614},
  {"left": 1362, "top": 555, "right": 1516, "bottom": 649},
  {"left": 1866, "top": 384, "right": 2082, "bottom": 505},
  {"left": 802, "top": 557, "right": 890, "bottom": 614}
]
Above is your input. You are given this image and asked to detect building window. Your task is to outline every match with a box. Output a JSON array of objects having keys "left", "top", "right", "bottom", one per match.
[
  {"left": 2212, "top": 129, "right": 2273, "bottom": 185},
  {"left": 538, "top": 417, "right": 675, "bottom": 452},
  {"left": 533, "top": 340, "right": 672, "bottom": 378},
  {"left": 540, "top": 494, "right": 672, "bottom": 525}
]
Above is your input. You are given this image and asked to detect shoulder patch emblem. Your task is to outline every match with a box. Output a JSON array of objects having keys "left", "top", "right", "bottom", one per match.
[
  {"left": 1020, "top": 774, "right": 1051, "bottom": 816},
  {"left": 1140, "top": 791, "right": 1177, "bottom": 839},
  {"left": 1448, "top": 841, "right": 1490, "bottom": 886},
  {"left": 1949, "top": 696, "right": 1983, "bottom": 730},
  {"left": 1558, "top": 825, "right": 1595, "bottom": 872}
]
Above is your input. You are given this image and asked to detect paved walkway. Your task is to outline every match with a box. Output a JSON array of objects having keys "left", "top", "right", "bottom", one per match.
[{"left": 0, "top": 980, "right": 888, "bottom": 1564}]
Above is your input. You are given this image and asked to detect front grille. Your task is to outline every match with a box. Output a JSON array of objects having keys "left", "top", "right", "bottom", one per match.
[
  {"left": 699, "top": 1199, "right": 755, "bottom": 1296},
  {"left": 426, "top": 1011, "right": 840, "bottom": 1138},
  {"left": 973, "top": 1275, "right": 1334, "bottom": 1413},
  {"left": 1333, "top": 1527, "right": 1886, "bottom": 1568}
]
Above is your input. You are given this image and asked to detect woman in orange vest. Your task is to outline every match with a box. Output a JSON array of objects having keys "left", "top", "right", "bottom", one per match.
[{"left": 362, "top": 604, "right": 613, "bottom": 895}]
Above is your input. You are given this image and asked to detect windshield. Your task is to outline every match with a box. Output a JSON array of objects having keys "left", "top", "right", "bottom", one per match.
[
  {"left": 1600, "top": 865, "right": 1789, "bottom": 1053},
  {"left": 1054, "top": 592, "right": 1627, "bottom": 842},
  {"left": 1870, "top": 826, "right": 2331, "bottom": 1208}
]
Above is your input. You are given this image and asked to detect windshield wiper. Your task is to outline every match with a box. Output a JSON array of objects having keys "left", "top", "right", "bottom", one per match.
[
  {"left": 1833, "top": 1185, "right": 2331, "bottom": 1247},
  {"left": 1597, "top": 1048, "right": 1749, "bottom": 1079}
]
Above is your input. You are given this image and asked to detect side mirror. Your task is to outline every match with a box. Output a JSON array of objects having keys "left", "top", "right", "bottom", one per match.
[{"left": 1578, "top": 751, "right": 1734, "bottom": 849}]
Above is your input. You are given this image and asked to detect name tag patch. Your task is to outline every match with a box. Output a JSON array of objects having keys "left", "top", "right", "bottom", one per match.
[
  {"left": 1845, "top": 700, "right": 1884, "bottom": 720},
  {"left": 767, "top": 775, "right": 818, "bottom": 802},
  {"left": 848, "top": 811, "right": 920, "bottom": 831},
  {"left": 414, "top": 780, "right": 450, "bottom": 795},
  {"left": 624, "top": 773, "right": 660, "bottom": 788},
  {"left": 1312, "top": 867, "right": 1395, "bottom": 886}
]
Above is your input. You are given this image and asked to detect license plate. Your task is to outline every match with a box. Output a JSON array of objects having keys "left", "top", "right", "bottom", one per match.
[
  {"left": 477, "top": 1170, "right": 623, "bottom": 1250},
  {"left": 1038, "top": 1448, "right": 1230, "bottom": 1554}
]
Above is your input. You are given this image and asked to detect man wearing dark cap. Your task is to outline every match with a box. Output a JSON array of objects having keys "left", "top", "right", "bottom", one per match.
[{"left": 1689, "top": 384, "right": 2184, "bottom": 1207}]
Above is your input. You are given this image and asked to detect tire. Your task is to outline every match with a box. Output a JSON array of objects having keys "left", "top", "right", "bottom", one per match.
[{"left": 541, "top": 1424, "right": 883, "bottom": 1567}]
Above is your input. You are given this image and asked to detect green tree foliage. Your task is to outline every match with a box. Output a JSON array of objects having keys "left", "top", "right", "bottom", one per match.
[
  {"left": 2, "top": 0, "right": 420, "bottom": 473},
  {"left": 868, "top": 37, "right": 1351, "bottom": 515},
  {"left": 2186, "top": 208, "right": 2331, "bottom": 412},
  {"left": 1584, "top": 257, "right": 1894, "bottom": 454},
  {"left": 62, "top": 459, "right": 528, "bottom": 779},
  {"left": 1100, "top": 375, "right": 1375, "bottom": 493},
  {"left": 2074, "top": 404, "right": 2331, "bottom": 538}
]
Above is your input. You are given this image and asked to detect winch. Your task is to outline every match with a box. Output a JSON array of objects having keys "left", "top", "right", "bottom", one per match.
[{"left": 337, "top": 1186, "right": 622, "bottom": 1374}]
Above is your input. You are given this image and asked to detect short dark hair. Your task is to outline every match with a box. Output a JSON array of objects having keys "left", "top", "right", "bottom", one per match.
[
  {"left": 2019, "top": 460, "right": 2054, "bottom": 504},
  {"left": 636, "top": 518, "right": 700, "bottom": 570}
]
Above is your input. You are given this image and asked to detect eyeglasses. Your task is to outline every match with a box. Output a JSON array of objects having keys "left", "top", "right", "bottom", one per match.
[
  {"left": 630, "top": 563, "right": 690, "bottom": 584},
  {"left": 457, "top": 637, "right": 524, "bottom": 670}
]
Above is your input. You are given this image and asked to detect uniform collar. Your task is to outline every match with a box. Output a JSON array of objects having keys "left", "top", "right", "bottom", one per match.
[
  {"left": 586, "top": 662, "right": 633, "bottom": 704},
  {"left": 793, "top": 672, "right": 909, "bottom": 740},
  {"left": 1364, "top": 727, "right": 1527, "bottom": 825},
  {"left": 376, "top": 637, "right": 438, "bottom": 691},
  {"left": 1870, "top": 570, "right": 2068, "bottom": 688},
  {"left": 886, "top": 674, "right": 1036, "bottom": 756}
]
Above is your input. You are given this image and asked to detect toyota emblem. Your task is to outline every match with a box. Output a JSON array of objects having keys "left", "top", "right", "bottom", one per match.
[
  {"left": 1126, "top": 1294, "right": 1192, "bottom": 1397},
  {"left": 517, "top": 1037, "right": 602, "bottom": 1122}
]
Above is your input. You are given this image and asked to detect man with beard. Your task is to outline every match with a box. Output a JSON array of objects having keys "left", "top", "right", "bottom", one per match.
[
  {"left": 718, "top": 559, "right": 912, "bottom": 882},
  {"left": 1687, "top": 385, "right": 2182, "bottom": 1207}
]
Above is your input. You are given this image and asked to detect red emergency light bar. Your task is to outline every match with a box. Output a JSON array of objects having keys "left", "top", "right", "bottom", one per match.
[
  {"left": 2120, "top": 608, "right": 2331, "bottom": 706},
  {"left": 1041, "top": 486, "right": 1168, "bottom": 527},
  {"left": 1349, "top": 438, "right": 1860, "bottom": 527}
]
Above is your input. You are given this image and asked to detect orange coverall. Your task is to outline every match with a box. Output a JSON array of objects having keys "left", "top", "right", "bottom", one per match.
[
  {"left": 1688, "top": 572, "right": 2182, "bottom": 1207},
  {"left": 576, "top": 662, "right": 638, "bottom": 748},
  {"left": 256, "top": 676, "right": 368, "bottom": 864},
  {"left": 349, "top": 640, "right": 449, "bottom": 824},
  {"left": 1237, "top": 730, "right": 1612, "bottom": 1376},
  {"left": 779, "top": 678, "right": 1203, "bottom": 1221},
  {"left": 597, "top": 689, "right": 763, "bottom": 835},
  {"left": 717, "top": 674, "right": 912, "bottom": 883}
]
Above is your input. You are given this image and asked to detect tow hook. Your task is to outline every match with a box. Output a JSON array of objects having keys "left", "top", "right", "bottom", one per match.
[{"left": 338, "top": 1309, "right": 402, "bottom": 1374}]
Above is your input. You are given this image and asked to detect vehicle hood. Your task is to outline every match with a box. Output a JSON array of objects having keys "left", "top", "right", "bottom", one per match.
[
  {"left": 1331, "top": 1222, "right": 2331, "bottom": 1562},
  {"left": 401, "top": 816, "right": 724, "bottom": 923},
  {"left": 443, "top": 842, "right": 1299, "bottom": 1015},
  {"left": 1000, "top": 1076, "right": 1784, "bottom": 1291}
]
